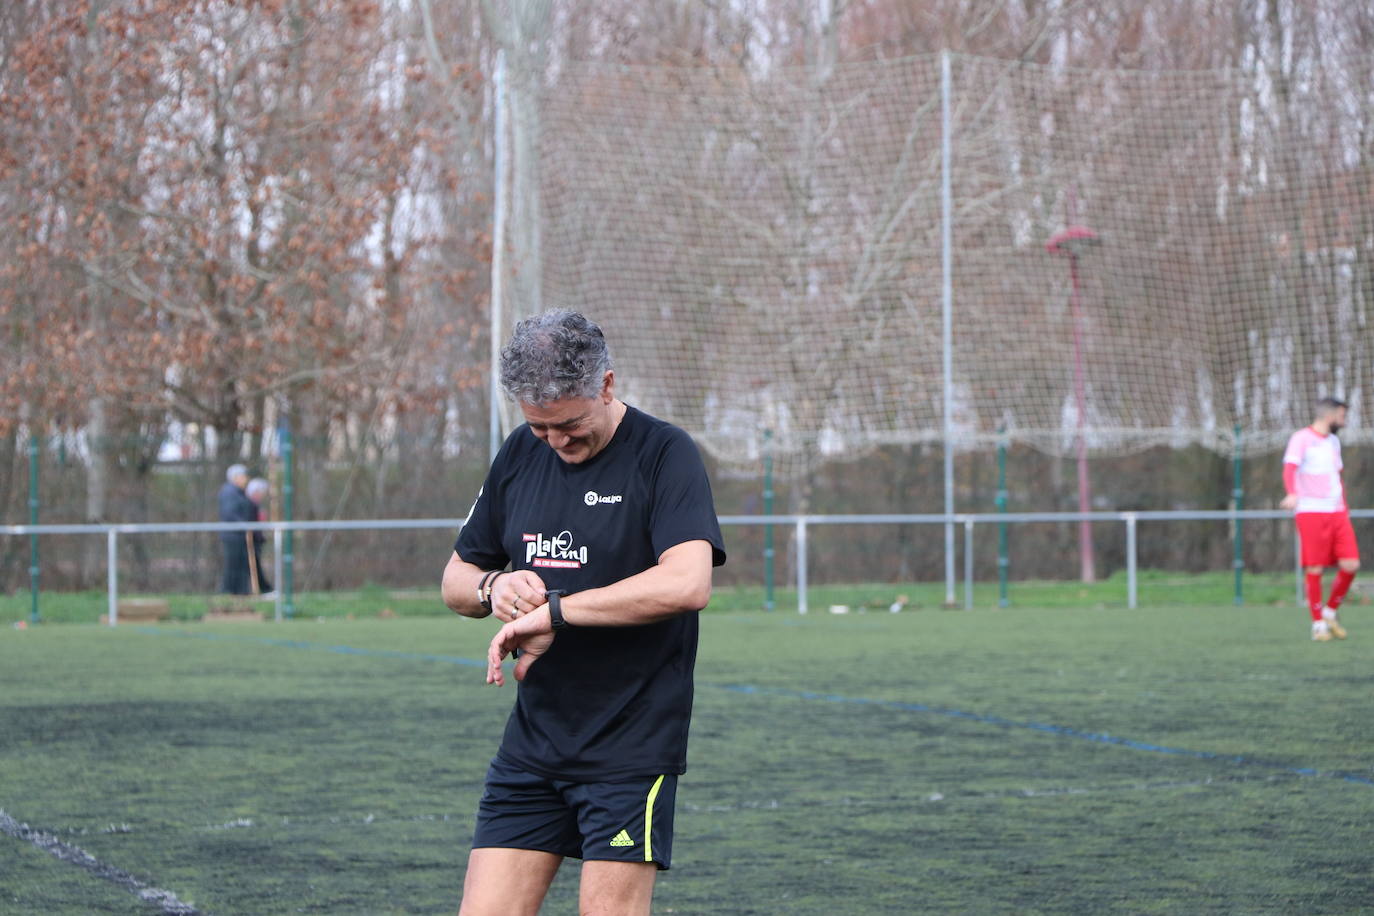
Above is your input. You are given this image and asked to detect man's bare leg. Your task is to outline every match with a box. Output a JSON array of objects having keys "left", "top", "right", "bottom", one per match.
[
  {"left": 578, "top": 860, "right": 657, "bottom": 916},
  {"left": 458, "top": 847, "right": 563, "bottom": 916}
]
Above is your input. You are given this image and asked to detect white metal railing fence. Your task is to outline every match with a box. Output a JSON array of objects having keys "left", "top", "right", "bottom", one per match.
[
  {"left": 4, "top": 510, "right": 1366, "bottom": 624},
  {"left": 722, "top": 509, "right": 1347, "bottom": 613}
]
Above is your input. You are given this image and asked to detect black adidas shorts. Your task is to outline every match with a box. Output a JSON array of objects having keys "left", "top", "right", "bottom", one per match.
[{"left": 472, "top": 756, "right": 678, "bottom": 870}]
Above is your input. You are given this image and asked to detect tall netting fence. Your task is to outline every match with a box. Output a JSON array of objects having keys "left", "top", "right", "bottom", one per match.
[{"left": 512, "top": 52, "right": 1374, "bottom": 477}]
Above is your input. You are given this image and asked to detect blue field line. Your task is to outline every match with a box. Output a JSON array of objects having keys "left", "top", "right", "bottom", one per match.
[
  {"left": 131, "top": 626, "right": 487, "bottom": 668},
  {"left": 131, "top": 627, "right": 1372, "bottom": 786},
  {"left": 708, "top": 683, "right": 1374, "bottom": 786}
]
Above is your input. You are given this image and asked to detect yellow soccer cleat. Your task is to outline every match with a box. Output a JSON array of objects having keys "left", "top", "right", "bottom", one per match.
[
  {"left": 1312, "top": 621, "right": 1334, "bottom": 642},
  {"left": 1322, "top": 608, "right": 1348, "bottom": 640}
]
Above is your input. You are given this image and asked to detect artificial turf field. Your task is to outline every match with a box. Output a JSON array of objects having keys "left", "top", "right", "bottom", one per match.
[{"left": 2, "top": 602, "right": 1372, "bottom": 914}]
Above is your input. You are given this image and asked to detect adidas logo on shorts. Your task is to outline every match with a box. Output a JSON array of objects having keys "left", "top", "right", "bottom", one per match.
[{"left": 609, "top": 829, "right": 634, "bottom": 848}]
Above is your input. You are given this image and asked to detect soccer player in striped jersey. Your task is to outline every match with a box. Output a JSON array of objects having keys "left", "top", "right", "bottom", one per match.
[{"left": 1282, "top": 398, "right": 1359, "bottom": 641}]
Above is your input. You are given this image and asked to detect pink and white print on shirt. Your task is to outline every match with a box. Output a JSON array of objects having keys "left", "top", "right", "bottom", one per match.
[{"left": 1283, "top": 426, "right": 1346, "bottom": 514}]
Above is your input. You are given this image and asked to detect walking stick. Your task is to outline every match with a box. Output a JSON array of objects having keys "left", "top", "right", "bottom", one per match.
[{"left": 246, "top": 531, "right": 261, "bottom": 595}]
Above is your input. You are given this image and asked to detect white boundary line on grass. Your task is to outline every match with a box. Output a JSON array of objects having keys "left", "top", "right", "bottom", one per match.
[
  {"left": 65, "top": 774, "right": 1283, "bottom": 847},
  {"left": 30, "top": 811, "right": 465, "bottom": 839},
  {"left": 0, "top": 808, "right": 201, "bottom": 915},
  {"left": 679, "top": 773, "right": 1295, "bottom": 814}
]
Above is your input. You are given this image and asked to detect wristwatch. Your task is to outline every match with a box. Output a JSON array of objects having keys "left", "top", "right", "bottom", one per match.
[{"left": 547, "top": 589, "right": 569, "bottom": 629}]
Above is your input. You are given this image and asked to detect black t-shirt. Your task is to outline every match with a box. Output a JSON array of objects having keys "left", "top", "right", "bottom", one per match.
[{"left": 454, "top": 405, "right": 726, "bottom": 781}]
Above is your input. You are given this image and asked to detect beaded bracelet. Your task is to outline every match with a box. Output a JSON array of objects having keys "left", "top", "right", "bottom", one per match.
[{"left": 476, "top": 570, "right": 502, "bottom": 613}]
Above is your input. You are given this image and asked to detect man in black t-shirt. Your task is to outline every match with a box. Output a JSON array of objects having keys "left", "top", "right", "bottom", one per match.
[{"left": 441, "top": 309, "right": 726, "bottom": 916}]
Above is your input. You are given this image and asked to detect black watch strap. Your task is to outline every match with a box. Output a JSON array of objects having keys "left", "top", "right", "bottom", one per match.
[{"left": 547, "top": 589, "right": 569, "bottom": 629}]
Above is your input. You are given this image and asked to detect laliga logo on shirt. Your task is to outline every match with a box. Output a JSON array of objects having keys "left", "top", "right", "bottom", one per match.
[
  {"left": 523, "top": 529, "right": 589, "bottom": 569},
  {"left": 584, "top": 490, "right": 623, "bottom": 506}
]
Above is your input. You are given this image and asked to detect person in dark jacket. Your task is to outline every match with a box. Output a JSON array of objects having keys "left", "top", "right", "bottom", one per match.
[{"left": 217, "top": 464, "right": 258, "bottom": 594}]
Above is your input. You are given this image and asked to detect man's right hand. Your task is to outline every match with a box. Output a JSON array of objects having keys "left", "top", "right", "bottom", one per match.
[
  {"left": 1280, "top": 494, "right": 1298, "bottom": 511},
  {"left": 490, "top": 570, "right": 548, "bottom": 623}
]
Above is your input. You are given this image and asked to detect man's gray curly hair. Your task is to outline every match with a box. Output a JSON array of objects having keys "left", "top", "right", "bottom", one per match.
[{"left": 499, "top": 309, "right": 613, "bottom": 406}]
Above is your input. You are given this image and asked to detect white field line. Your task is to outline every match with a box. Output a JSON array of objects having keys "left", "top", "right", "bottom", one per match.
[
  {"left": 22, "top": 775, "right": 1281, "bottom": 847},
  {"left": 680, "top": 773, "right": 1295, "bottom": 814},
  {"left": 28, "top": 811, "right": 465, "bottom": 838},
  {"left": 199, "top": 811, "right": 459, "bottom": 831},
  {"left": 0, "top": 808, "right": 200, "bottom": 915}
]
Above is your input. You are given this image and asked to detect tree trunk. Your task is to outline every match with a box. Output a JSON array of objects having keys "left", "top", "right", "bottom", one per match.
[{"left": 82, "top": 397, "right": 109, "bottom": 587}]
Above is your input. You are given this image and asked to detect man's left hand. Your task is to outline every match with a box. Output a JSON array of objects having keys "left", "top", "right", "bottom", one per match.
[{"left": 486, "top": 607, "right": 555, "bottom": 686}]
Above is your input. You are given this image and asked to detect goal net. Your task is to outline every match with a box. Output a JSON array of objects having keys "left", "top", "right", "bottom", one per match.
[{"left": 499, "top": 52, "right": 1373, "bottom": 476}]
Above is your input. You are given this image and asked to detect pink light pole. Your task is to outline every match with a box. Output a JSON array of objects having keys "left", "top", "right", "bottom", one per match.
[{"left": 1046, "top": 223, "right": 1100, "bottom": 583}]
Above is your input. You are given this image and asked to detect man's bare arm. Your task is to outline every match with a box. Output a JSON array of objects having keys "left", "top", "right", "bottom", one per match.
[
  {"left": 442, "top": 552, "right": 492, "bottom": 618},
  {"left": 443, "top": 552, "right": 547, "bottom": 622},
  {"left": 559, "top": 540, "right": 714, "bottom": 626},
  {"left": 485, "top": 539, "right": 716, "bottom": 686}
]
